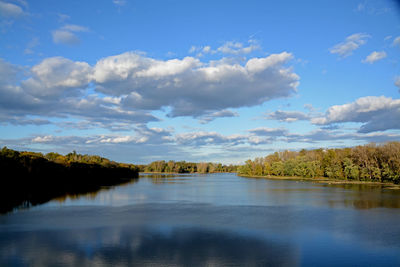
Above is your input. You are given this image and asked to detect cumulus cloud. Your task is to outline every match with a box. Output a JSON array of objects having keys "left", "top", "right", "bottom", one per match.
[
  {"left": 95, "top": 51, "right": 299, "bottom": 117},
  {"left": 312, "top": 96, "right": 400, "bottom": 133},
  {"left": 21, "top": 57, "right": 92, "bottom": 98},
  {"left": 0, "top": 58, "right": 158, "bottom": 127},
  {"left": 266, "top": 110, "right": 309, "bottom": 122},
  {"left": 0, "top": 50, "right": 298, "bottom": 128},
  {"left": 52, "top": 24, "right": 89, "bottom": 45},
  {"left": 330, "top": 33, "right": 370, "bottom": 58},
  {"left": 0, "top": 1, "right": 24, "bottom": 17},
  {"left": 362, "top": 51, "right": 386, "bottom": 64}
]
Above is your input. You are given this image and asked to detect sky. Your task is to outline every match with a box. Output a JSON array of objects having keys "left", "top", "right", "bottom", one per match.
[{"left": 0, "top": 0, "right": 400, "bottom": 164}]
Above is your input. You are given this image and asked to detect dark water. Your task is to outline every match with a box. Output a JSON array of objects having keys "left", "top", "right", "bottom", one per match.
[{"left": 1, "top": 173, "right": 400, "bottom": 266}]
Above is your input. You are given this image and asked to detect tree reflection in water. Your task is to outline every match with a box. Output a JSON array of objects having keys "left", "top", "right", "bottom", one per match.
[{"left": 0, "top": 226, "right": 298, "bottom": 266}]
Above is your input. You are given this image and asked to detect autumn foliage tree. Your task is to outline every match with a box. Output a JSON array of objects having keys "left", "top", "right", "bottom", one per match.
[{"left": 238, "top": 142, "right": 400, "bottom": 183}]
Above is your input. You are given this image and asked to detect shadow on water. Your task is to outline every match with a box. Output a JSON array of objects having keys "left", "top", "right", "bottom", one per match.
[
  {"left": 320, "top": 183, "right": 400, "bottom": 209},
  {"left": 254, "top": 178, "right": 400, "bottom": 210},
  {"left": 0, "top": 226, "right": 298, "bottom": 266},
  {"left": 139, "top": 172, "right": 198, "bottom": 184},
  {"left": 1, "top": 178, "right": 139, "bottom": 214}
]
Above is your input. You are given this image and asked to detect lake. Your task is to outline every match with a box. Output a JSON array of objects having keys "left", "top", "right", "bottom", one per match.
[{"left": 1, "top": 173, "right": 400, "bottom": 266}]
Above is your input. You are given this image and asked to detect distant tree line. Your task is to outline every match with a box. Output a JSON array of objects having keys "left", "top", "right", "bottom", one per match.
[
  {"left": 0, "top": 147, "right": 139, "bottom": 213},
  {"left": 238, "top": 142, "right": 400, "bottom": 184},
  {"left": 139, "top": 160, "right": 238, "bottom": 173}
]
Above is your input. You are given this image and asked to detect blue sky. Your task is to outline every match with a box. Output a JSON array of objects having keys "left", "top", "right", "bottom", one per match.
[{"left": 1, "top": 0, "right": 400, "bottom": 164}]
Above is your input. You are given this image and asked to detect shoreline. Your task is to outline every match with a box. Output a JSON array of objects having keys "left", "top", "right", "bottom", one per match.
[
  {"left": 238, "top": 174, "right": 400, "bottom": 189},
  {"left": 140, "top": 171, "right": 236, "bottom": 175}
]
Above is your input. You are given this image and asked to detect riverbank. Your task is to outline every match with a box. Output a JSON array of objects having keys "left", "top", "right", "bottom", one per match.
[
  {"left": 238, "top": 174, "right": 400, "bottom": 189},
  {"left": 0, "top": 147, "right": 139, "bottom": 213},
  {"left": 141, "top": 171, "right": 236, "bottom": 174}
]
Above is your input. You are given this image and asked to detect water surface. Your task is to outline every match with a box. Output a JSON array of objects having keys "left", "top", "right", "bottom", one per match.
[{"left": 1, "top": 173, "right": 400, "bottom": 266}]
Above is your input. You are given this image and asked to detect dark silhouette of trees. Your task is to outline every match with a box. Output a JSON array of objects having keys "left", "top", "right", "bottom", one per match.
[
  {"left": 0, "top": 147, "right": 139, "bottom": 213},
  {"left": 238, "top": 142, "right": 400, "bottom": 184}
]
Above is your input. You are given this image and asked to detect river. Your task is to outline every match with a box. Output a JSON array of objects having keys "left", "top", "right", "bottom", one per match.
[{"left": 1, "top": 173, "right": 400, "bottom": 266}]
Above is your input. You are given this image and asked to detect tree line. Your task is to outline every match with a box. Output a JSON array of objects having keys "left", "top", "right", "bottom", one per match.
[
  {"left": 238, "top": 142, "right": 400, "bottom": 183},
  {"left": 0, "top": 147, "right": 139, "bottom": 213},
  {"left": 139, "top": 160, "right": 238, "bottom": 173}
]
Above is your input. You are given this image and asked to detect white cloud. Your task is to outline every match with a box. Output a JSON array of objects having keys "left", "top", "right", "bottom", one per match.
[
  {"left": 312, "top": 96, "right": 400, "bottom": 133},
  {"left": 52, "top": 30, "right": 80, "bottom": 45},
  {"left": 202, "top": 46, "right": 211, "bottom": 53},
  {"left": 286, "top": 129, "right": 400, "bottom": 144},
  {"left": 0, "top": 58, "right": 158, "bottom": 127},
  {"left": 199, "top": 109, "right": 238, "bottom": 124},
  {"left": 330, "top": 33, "right": 370, "bottom": 58},
  {"left": 188, "top": 40, "right": 260, "bottom": 56},
  {"left": 266, "top": 110, "right": 309, "bottom": 122},
  {"left": 0, "top": 50, "right": 298, "bottom": 127},
  {"left": 94, "top": 51, "right": 298, "bottom": 117},
  {"left": 22, "top": 57, "right": 92, "bottom": 98},
  {"left": 0, "top": 1, "right": 24, "bottom": 17},
  {"left": 96, "top": 135, "right": 146, "bottom": 144},
  {"left": 31, "top": 126, "right": 173, "bottom": 146},
  {"left": 32, "top": 135, "right": 54, "bottom": 143},
  {"left": 303, "top": 103, "right": 315, "bottom": 111},
  {"left": 216, "top": 41, "right": 260, "bottom": 55},
  {"left": 52, "top": 24, "right": 89, "bottom": 45},
  {"left": 384, "top": 35, "right": 392, "bottom": 41},
  {"left": 175, "top": 131, "right": 247, "bottom": 146},
  {"left": 248, "top": 127, "right": 287, "bottom": 136},
  {"left": 395, "top": 76, "right": 400, "bottom": 91},
  {"left": 362, "top": 51, "right": 386, "bottom": 64},
  {"left": 188, "top": 46, "right": 198, "bottom": 53},
  {"left": 393, "top": 36, "right": 400, "bottom": 47},
  {"left": 62, "top": 24, "right": 89, "bottom": 32}
]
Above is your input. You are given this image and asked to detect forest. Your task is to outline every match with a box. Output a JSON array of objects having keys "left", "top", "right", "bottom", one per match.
[
  {"left": 238, "top": 142, "right": 400, "bottom": 184},
  {"left": 139, "top": 160, "right": 238, "bottom": 173},
  {"left": 2, "top": 141, "right": 400, "bottom": 212},
  {"left": 0, "top": 147, "right": 139, "bottom": 213}
]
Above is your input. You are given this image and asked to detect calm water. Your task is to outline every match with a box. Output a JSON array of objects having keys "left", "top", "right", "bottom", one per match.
[{"left": 1, "top": 173, "right": 400, "bottom": 266}]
